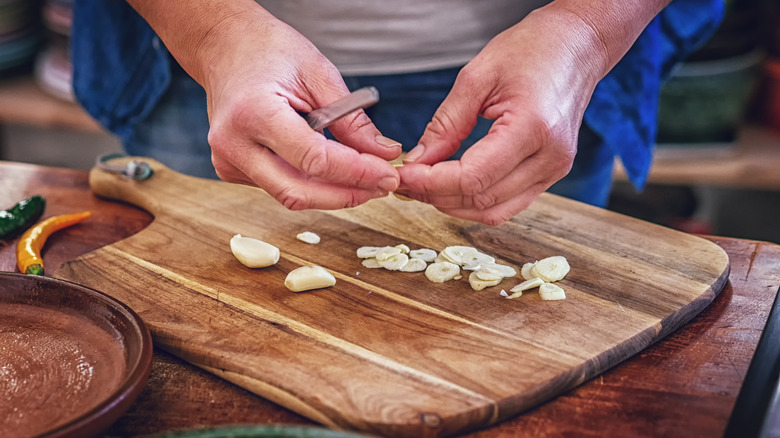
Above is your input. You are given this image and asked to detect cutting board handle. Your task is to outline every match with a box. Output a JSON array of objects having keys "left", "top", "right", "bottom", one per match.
[{"left": 89, "top": 156, "right": 205, "bottom": 216}]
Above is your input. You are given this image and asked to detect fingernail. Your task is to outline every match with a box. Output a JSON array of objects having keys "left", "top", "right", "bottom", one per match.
[
  {"left": 375, "top": 135, "right": 401, "bottom": 149},
  {"left": 378, "top": 175, "right": 399, "bottom": 192},
  {"left": 403, "top": 145, "right": 425, "bottom": 163}
]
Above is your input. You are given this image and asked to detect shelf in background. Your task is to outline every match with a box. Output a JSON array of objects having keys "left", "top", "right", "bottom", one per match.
[
  {"left": 0, "top": 76, "right": 103, "bottom": 133},
  {"left": 615, "top": 124, "right": 780, "bottom": 190}
]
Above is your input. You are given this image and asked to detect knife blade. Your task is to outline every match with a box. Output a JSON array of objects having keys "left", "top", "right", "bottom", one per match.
[{"left": 306, "top": 86, "right": 379, "bottom": 131}]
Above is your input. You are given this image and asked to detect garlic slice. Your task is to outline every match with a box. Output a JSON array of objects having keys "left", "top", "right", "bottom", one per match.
[
  {"left": 476, "top": 263, "right": 517, "bottom": 280},
  {"left": 539, "top": 282, "right": 566, "bottom": 301},
  {"left": 531, "top": 256, "right": 570, "bottom": 282},
  {"left": 509, "top": 277, "right": 544, "bottom": 293},
  {"left": 441, "top": 246, "right": 478, "bottom": 265},
  {"left": 520, "top": 262, "right": 537, "bottom": 280},
  {"left": 296, "top": 231, "right": 321, "bottom": 244},
  {"left": 230, "top": 234, "right": 280, "bottom": 268},
  {"left": 377, "top": 252, "right": 409, "bottom": 271},
  {"left": 468, "top": 271, "right": 502, "bottom": 290},
  {"left": 284, "top": 265, "right": 336, "bottom": 292},
  {"left": 506, "top": 277, "right": 545, "bottom": 299},
  {"left": 361, "top": 258, "right": 383, "bottom": 269},
  {"left": 425, "top": 261, "right": 460, "bottom": 283},
  {"left": 375, "top": 246, "right": 403, "bottom": 262},
  {"left": 400, "top": 258, "right": 428, "bottom": 272},
  {"left": 394, "top": 244, "right": 411, "bottom": 254},
  {"left": 356, "top": 246, "right": 382, "bottom": 259},
  {"left": 409, "top": 248, "right": 437, "bottom": 263},
  {"left": 461, "top": 252, "right": 496, "bottom": 269},
  {"left": 474, "top": 266, "right": 504, "bottom": 282}
]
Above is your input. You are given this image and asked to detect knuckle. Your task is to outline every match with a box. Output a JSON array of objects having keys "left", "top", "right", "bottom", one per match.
[
  {"left": 276, "top": 186, "right": 311, "bottom": 211},
  {"left": 481, "top": 210, "right": 514, "bottom": 227},
  {"left": 298, "top": 145, "right": 329, "bottom": 177},
  {"left": 345, "top": 191, "right": 367, "bottom": 209},
  {"left": 459, "top": 165, "right": 492, "bottom": 196},
  {"left": 472, "top": 191, "right": 498, "bottom": 211},
  {"left": 342, "top": 111, "right": 374, "bottom": 135}
]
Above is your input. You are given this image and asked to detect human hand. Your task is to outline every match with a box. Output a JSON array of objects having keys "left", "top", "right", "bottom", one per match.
[
  {"left": 396, "top": 5, "right": 610, "bottom": 225},
  {"left": 190, "top": 5, "right": 402, "bottom": 210}
]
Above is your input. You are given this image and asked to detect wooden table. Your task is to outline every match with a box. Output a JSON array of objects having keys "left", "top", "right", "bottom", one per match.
[{"left": 1, "top": 161, "right": 779, "bottom": 437}]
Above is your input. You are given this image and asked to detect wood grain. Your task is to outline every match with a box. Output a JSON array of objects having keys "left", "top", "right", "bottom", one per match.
[{"left": 53, "top": 158, "right": 730, "bottom": 437}]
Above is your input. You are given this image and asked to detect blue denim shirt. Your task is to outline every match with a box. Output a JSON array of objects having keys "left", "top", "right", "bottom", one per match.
[{"left": 71, "top": 0, "right": 723, "bottom": 190}]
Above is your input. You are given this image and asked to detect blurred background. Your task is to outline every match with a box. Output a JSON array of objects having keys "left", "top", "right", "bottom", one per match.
[{"left": 1, "top": 0, "right": 778, "bottom": 243}]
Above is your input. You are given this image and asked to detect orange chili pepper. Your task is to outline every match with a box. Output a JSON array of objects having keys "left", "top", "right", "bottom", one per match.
[{"left": 17, "top": 211, "right": 92, "bottom": 276}]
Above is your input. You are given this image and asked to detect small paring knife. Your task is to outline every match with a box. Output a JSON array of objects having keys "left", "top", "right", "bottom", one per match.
[{"left": 306, "top": 86, "right": 380, "bottom": 131}]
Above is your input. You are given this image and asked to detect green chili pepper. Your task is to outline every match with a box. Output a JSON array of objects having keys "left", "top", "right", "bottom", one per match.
[{"left": 0, "top": 195, "right": 46, "bottom": 239}]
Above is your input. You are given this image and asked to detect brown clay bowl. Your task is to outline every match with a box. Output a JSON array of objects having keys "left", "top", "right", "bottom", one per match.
[{"left": 0, "top": 272, "right": 153, "bottom": 438}]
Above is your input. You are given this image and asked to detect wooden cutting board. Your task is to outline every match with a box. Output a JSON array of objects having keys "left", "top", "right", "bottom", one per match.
[{"left": 54, "top": 158, "right": 729, "bottom": 437}]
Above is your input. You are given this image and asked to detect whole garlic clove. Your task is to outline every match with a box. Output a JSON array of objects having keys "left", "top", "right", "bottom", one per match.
[
  {"left": 285, "top": 265, "right": 336, "bottom": 292},
  {"left": 230, "top": 234, "right": 280, "bottom": 268}
]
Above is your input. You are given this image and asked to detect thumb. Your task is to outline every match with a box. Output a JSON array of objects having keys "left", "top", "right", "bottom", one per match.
[{"left": 404, "top": 78, "right": 486, "bottom": 165}]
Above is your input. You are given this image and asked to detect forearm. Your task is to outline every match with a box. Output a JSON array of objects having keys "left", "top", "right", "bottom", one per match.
[{"left": 124, "top": 0, "right": 273, "bottom": 86}]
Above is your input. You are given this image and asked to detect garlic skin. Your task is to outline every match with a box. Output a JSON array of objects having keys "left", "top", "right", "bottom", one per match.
[{"left": 230, "top": 234, "right": 280, "bottom": 268}]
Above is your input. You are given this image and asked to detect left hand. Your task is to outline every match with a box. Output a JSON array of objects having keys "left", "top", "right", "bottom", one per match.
[{"left": 396, "top": 5, "right": 608, "bottom": 225}]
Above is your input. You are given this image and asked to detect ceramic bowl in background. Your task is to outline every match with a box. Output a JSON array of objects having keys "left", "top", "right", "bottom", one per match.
[{"left": 0, "top": 272, "right": 153, "bottom": 438}]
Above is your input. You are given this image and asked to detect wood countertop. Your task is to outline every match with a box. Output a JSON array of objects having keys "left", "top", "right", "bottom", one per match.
[{"left": 1, "top": 160, "right": 778, "bottom": 437}]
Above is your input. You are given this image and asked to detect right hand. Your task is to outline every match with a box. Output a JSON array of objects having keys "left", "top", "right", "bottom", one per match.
[{"left": 189, "top": 5, "right": 402, "bottom": 210}]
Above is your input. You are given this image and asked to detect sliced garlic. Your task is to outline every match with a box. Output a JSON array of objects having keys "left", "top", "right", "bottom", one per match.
[
  {"left": 284, "top": 265, "right": 336, "bottom": 292},
  {"left": 400, "top": 258, "right": 428, "bottom": 272},
  {"left": 375, "top": 246, "right": 403, "bottom": 262},
  {"left": 394, "top": 244, "right": 411, "bottom": 254},
  {"left": 521, "top": 262, "right": 537, "bottom": 280},
  {"left": 409, "top": 248, "right": 437, "bottom": 263},
  {"left": 531, "top": 256, "right": 570, "bottom": 282},
  {"left": 461, "top": 252, "right": 496, "bottom": 269},
  {"left": 506, "top": 277, "right": 545, "bottom": 299},
  {"left": 434, "top": 254, "right": 450, "bottom": 264},
  {"left": 361, "top": 258, "right": 383, "bottom": 269},
  {"left": 356, "top": 246, "right": 382, "bottom": 259},
  {"left": 474, "top": 266, "right": 504, "bottom": 282},
  {"left": 468, "top": 271, "right": 502, "bottom": 290},
  {"left": 377, "top": 252, "right": 409, "bottom": 271},
  {"left": 425, "top": 261, "right": 460, "bottom": 283},
  {"left": 441, "top": 246, "right": 478, "bottom": 265},
  {"left": 539, "top": 282, "right": 566, "bottom": 300},
  {"left": 478, "top": 263, "right": 517, "bottom": 279},
  {"left": 296, "top": 231, "right": 321, "bottom": 244},
  {"left": 230, "top": 234, "right": 280, "bottom": 268},
  {"left": 509, "top": 277, "right": 544, "bottom": 293}
]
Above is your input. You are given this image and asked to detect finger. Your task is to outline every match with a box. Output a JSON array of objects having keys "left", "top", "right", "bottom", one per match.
[
  {"left": 229, "top": 95, "right": 400, "bottom": 192},
  {"left": 396, "top": 149, "right": 564, "bottom": 210},
  {"left": 403, "top": 66, "right": 488, "bottom": 165},
  {"left": 436, "top": 185, "right": 547, "bottom": 226},
  {"left": 213, "top": 144, "right": 389, "bottom": 210},
  {"left": 398, "top": 116, "right": 540, "bottom": 197}
]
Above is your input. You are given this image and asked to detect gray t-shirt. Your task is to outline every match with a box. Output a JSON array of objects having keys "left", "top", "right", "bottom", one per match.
[{"left": 258, "top": 0, "right": 550, "bottom": 75}]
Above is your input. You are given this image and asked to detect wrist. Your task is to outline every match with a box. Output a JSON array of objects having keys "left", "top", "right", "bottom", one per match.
[
  {"left": 125, "top": 0, "right": 270, "bottom": 87},
  {"left": 541, "top": 0, "right": 671, "bottom": 79}
]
